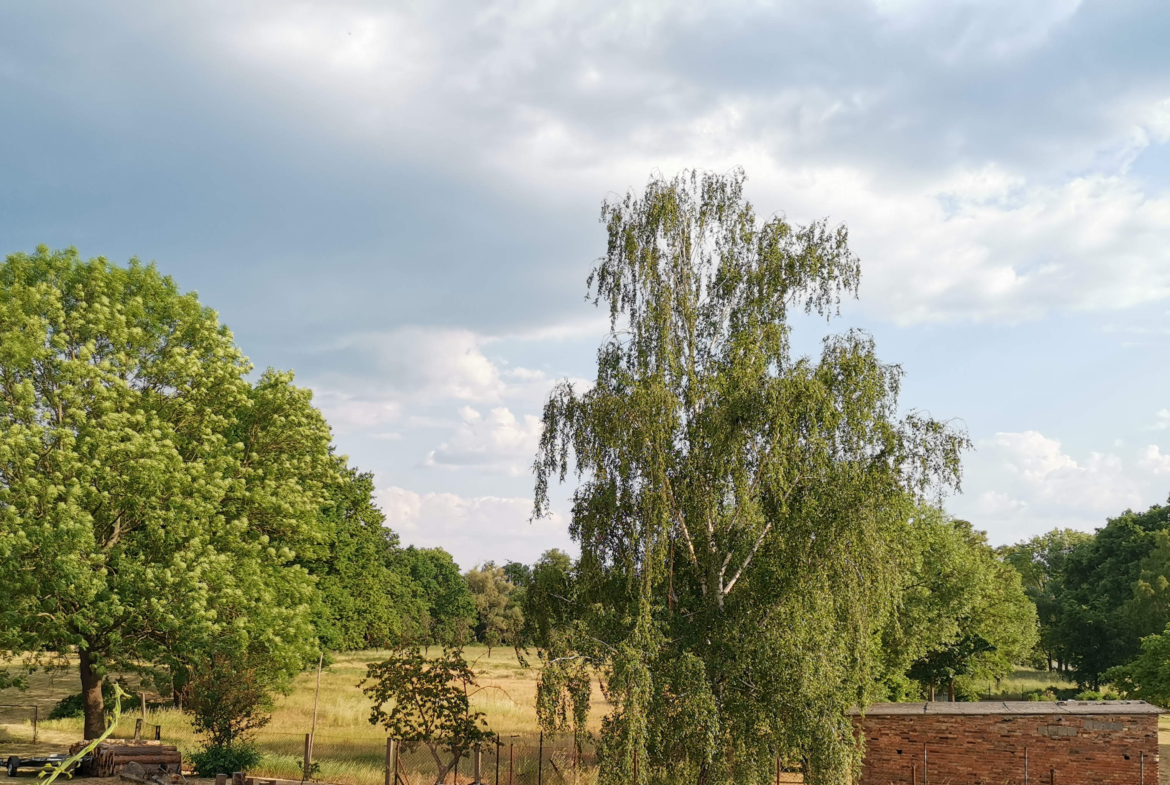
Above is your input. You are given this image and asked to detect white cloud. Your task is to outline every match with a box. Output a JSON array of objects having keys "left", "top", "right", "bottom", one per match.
[
  {"left": 425, "top": 405, "right": 543, "bottom": 476},
  {"left": 377, "top": 485, "right": 571, "bottom": 568},
  {"left": 311, "top": 387, "right": 402, "bottom": 435},
  {"left": 952, "top": 429, "right": 1170, "bottom": 544},
  {"left": 1154, "top": 409, "right": 1170, "bottom": 430},
  {"left": 1140, "top": 445, "right": 1170, "bottom": 475},
  {"left": 985, "top": 430, "right": 1140, "bottom": 511}
]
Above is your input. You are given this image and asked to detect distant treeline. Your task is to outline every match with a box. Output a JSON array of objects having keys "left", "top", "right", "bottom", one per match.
[
  {"left": 998, "top": 500, "right": 1170, "bottom": 701},
  {"left": 305, "top": 466, "right": 565, "bottom": 658}
]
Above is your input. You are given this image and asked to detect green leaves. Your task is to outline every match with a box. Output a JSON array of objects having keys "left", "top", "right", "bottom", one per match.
[
  {"left": 363, "top": 647, "right": 494, "bottom": 782},
  {"left": 464, "top": 563, "right": 524, "bottom": 657},
  {"left": 532, "top": 170, "right": 967, "bottom": 785},
  {"left": 0, "top": 247, "right": 335, "bottom": 731}
]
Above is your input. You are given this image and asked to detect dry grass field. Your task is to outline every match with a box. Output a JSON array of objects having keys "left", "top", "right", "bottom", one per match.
[
  {"left": 3, "top": 658, "right": 1166, "bottom": 784},
  {"left": 0, "top": 647, "right": 605, "bottom": 785}
]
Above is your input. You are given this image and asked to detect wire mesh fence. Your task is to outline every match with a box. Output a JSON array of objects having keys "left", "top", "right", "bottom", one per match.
[
  {"left": 238, "top": 731, "right": 808, "bottom": 785},
  {"left": 394, "top": 735, "right": 598, "bottom": 785},
  {"left": 241, "top": 732, "right": 599, "bottom": 785}
]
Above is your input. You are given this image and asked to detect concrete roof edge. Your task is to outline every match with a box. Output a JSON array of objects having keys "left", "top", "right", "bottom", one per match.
[{"left": 848, "top": 700, "right": 1166, "bottom": 716}]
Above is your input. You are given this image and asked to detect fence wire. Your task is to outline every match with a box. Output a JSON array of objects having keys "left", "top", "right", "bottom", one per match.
[{"left": 393, "top": 736, "right": 598, "bottom": 785}]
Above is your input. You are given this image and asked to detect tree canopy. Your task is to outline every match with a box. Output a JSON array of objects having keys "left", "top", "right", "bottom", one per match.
[
  {"left": 1053, "top": 501, "right": 1170, "bottom": 687},
  {"left": 884, "top": 510, "right": 1037, "bottom": 701},
  {"left": 304, "top": 467, "right": 423, "bottom": 651},
  {"left": 532, "top": 170, "right": 967, "bottom": 785},
  {"left": 402, "top": 547, "right": 476, "bottom": 649},
  {"left": 464, "top": 563, "right": 524, "bottom": 657},
  {"left": 997, "top": 528, "right": 1091, "bottom": 671},
  {"left": 0, "top": 247, "right": 334, "bottom": 736}
]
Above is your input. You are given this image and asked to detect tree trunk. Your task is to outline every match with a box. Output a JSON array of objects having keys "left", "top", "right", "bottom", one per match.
[
  {"left": 947, "top": 679, "right": 956, "bottom": 702},
  {"left": 79, "top": 648, "right": 106, "bottom": 740}
]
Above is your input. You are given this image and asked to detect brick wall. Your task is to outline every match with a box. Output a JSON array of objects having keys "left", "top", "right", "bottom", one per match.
[{"left": 854, "top": 712, "right": 1158, "bottom": 785}]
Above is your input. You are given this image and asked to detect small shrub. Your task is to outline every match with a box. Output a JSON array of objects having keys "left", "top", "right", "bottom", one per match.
[
  {"left": 189, "top": 744, "right": 262, "bottom": 777},
  {"left": 1025, "top": 689, "right": 1057, "bottom": 702},
  {"left": 186, "top": 655, "right": 274, "bottom": 748},
  {"left": 1074, "top": 690, "right": 1102, "bottom": 701}
]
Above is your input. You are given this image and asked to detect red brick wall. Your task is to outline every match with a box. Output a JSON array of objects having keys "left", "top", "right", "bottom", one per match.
[{"left": 853, "top": 712, "right": 1158, "bottom": 785}]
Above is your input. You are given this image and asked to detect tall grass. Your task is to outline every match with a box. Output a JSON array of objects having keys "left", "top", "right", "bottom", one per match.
[{"left": 2, "top": 647, "right": 605, "bottom": 785}]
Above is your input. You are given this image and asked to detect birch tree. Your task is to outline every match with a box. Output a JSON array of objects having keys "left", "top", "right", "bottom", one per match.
[{"left": 532, "top": 170, "right": 967, "bottom": 785}]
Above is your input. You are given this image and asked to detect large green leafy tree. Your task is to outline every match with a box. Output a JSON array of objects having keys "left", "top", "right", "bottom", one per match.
[
  {"left": 886, "top": 511, "right": 1037, "bottom": 701},
  {"left": 402, "top": 547, "right": 476, "bottom": 648},
  {"left": 1055, "top": 500, "right": 1170, "bottom": 688},
  {"left": 0, "top": 247, "right": 333, "bottom": 737},
  {"left": 304, "top": 467, "right": 422, "bottom": 650},
  {"left": 998, "top": 528, "right": 1092, "bottom": 671},
  {"left": 464, "top": 563, "right": 523, "bottom": 657},
  {"left": 532, "top": 171, "right": 967, "bottom": 785}
]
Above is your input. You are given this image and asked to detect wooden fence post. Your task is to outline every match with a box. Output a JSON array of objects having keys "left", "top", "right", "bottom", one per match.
[
  {"left": 134, "top": 718, "right": 142, "bottom": 740},
  {"left": 215, "top": 775, "right": 227, "bottom": 785},
  {"left": 474, "top": 747, "right": 483, "bottom": 784},
  {"left": 141, "top": 693, "right": 147, "bottom": 722},
  {"left": 154, "top": 725, "right": 161, "bottom": 741},
  {"left": 231, "top": 772, "right": 245, "bottom": 785},
  {"left": 303, "top": 733, "right": 313, "bottom": 780}
]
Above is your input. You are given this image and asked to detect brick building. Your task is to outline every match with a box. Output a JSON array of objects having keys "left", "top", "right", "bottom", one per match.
[{"left": 850, "top": 700, "right": 1162, "bottom": 785}]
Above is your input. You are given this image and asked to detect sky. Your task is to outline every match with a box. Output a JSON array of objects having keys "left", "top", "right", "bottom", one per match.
[{"left": 2, "top": 0, "right": 1170, "bottom": 569}]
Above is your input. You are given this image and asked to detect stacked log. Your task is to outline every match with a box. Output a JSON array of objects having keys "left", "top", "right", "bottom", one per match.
[{"left": 68, "top": 740, "right": 182, "bottom": 777}]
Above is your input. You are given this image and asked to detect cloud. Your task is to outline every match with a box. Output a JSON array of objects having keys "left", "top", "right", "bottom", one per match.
[
  {"left": 310, "top": 387, "right": 402, "bottom": 436},
  {"left": 1140, "top": 445, "right": 1170, "bottom": 475},
  {"left": 1154, "top": 409, "right": 1170, "bottom": 430},
  {"left": 11, "top": 0, "right": 1170, "bottom": 333},
  {"left": 377, "top": 485, "right": 571, "bottom": 568},
  {"left": 952, "top": 429, "right": 1170, "bottom": 543},
  {"left": 984, "top": 430, "right": 1142, "bottom": 511},
  {"left": 425, "top": 405, "right": 543, "bottom": 476}
]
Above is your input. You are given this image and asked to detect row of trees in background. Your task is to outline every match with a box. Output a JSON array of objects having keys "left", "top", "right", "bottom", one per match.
[{"left": 999, "top": 500, "right": 1170, "bottom": 701}]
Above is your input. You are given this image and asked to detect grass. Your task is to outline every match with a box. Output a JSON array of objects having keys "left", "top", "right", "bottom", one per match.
[
  {"left": 0, "top": 647, "right": 606, "bottom": 785},
  {"left": 0, "top": 658, "right": 1126, "bottom": 785},
  {"left": 986, "top": 667, "right": 1080, "bottom": 700}
]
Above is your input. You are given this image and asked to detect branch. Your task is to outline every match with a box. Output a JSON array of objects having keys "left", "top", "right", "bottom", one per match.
[
  {"left": 664, "top": 478, "right": 705, "bottom": 596},
  {"left": 721, "top": 519, "right": 773, "bottom": 599}
]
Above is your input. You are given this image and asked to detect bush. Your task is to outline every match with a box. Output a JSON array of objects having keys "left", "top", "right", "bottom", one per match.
[
  {"left": 48, "top": 680, "right": 140, "bottom": 720},
  {"left": 188, "top": 745, "right": 262, "bottom": 777},
  {"left": 186, "top": 655, "right": 274, "bottom": 748},
  {"left": 1074, "top": 690, "right": 1102, "bottom": 701},
  {"left": 1025, "top": 689, "right": 1057, "bottom": 701}
]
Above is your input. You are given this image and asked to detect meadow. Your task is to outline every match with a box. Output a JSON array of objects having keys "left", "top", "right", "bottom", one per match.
[
  {"left": 0, "top": 658, "right": 1163, "bottom": 785},
  {"left": 0, "top": 647, "right": 606, "bottom": 785}
]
